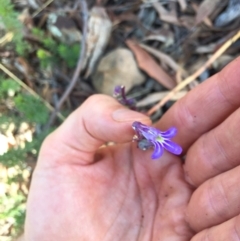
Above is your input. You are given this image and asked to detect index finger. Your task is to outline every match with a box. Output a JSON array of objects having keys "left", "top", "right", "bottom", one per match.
[{"left": 156, "top": 57, "right": 240, "bottom": 152}]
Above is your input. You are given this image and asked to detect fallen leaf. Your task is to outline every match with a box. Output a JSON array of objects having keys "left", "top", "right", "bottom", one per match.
[
  {"left": 0, "top": 32, "right": 13, "bottom": 46},
  {"left": 195, "top": 43, "right": 217, "bottom": 53},
  {"left": 191, "top": 2, "right": 212, "bottom": 27},
  {"left": 27, "top": 0, "right": 39, "bottom": 9},
  {"left": 47, "top": 13, "right": 82, "bottom": 44},
  {"left": 180, "top": 15, "right": 197, "bottom": 29},
  {"left": 14, "top": 57, "right": 35, "bottom": 87},
  {"left": 195, "top": 0, "right": 221, "bottom": 25},
  {"left": 177, "top": 0, "right": 187, "bottom": 11},
  {"left": 139, "top": 43, "right": 187, "bottom": 76},
  {"left": 212, "top": 55, "right": 234, "bottom": 70},
  {"left": 142, "top": 29, "right": 174, "bottom": 46},
  {"left": 215, "top": 0, "right": 240, "bottom": 27},
  {"left": 152, "top": 2, "right": 179, "bottom": 25},
  {"left": 126, "top": 40, "right": 176, "bottom": 90}
]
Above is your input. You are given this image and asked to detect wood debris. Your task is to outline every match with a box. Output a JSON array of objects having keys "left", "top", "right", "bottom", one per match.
[{"left": 84, "top": 6, "right": 112, "bottom": 77}]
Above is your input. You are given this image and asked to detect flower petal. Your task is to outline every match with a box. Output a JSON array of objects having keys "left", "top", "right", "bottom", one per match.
[
  {"left": 152, "top": 142, "right": 164, "bottom": 159},
  {"left": 113, "top": 85, "right": 123, "bottom": 97},
  {"left": 132, "top": 122, "right": 157, "bottom": 141},
  {"left": 161, "top": 127, "right": 177, "bottom": 138},
  {"left": 162, "top": 140, "right": 182, "bottom": 155}
]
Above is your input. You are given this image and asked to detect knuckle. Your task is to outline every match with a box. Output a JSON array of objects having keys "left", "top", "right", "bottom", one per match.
[
  {"left": 211, "top": 130, "right": 230, "bottom": 166},
  {"left": 206, "top": 178, "right": 230, "bottom": 220}
]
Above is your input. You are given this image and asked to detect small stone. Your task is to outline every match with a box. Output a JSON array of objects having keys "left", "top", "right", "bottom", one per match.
[{"left": 92, "top": 48, "right": 145, "bottom": 95}]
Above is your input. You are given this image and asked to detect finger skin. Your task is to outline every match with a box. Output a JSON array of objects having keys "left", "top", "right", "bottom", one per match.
[
  {"left": 157, "top": 57, "right": 240, "bottom": 152},
  {"left": 187, "top": 165, "right": 240, "bottom": 232},
  {"left": 191, "top": 215, "right": 240, "bottom": 241},
  {"left": 184, "top": 107, "right": 240, "bottom": 187},
  {"left": 39, "top": 94, "right": 151, "bottom": 167}
]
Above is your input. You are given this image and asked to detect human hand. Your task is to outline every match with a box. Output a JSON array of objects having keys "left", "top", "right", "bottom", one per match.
[
  {"left": 25, "top": 95, "right": 195, "bottom": 241},
  {"left": 24, "top": 93, "right": 193, "bottom": 241},
  {"left": 25, "top": 57, "right": 240, "bottom": 241},
  {"left": 158, "top": 57, "right": 240, "bottom": 240}
]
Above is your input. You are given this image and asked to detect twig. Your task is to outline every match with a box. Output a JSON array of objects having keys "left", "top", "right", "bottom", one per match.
[
  {"left": 147, "top": 30, "right": 240, "bottom": 116},
  {"left": 0, "top": 32, "right": 14, "bottom": 46},
  {"left": 136, "top": 90, "right": 188, "bottom": 107},
  {"left": 46, "top": 0, "right": 89, "bottom": 127},
  {"left": 32, "top": 0, "right": 54, "bottom": 18},
  {"left": 0, "top": 63, "right": 65, "bottom": 121}
]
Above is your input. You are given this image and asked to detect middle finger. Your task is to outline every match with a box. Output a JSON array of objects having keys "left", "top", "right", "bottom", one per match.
[
  {"left": 186, "top": 164, "right": 240, "bottom": 232},
  {"left": 184, "top": 107, "right": 240, "bottom": 187}
]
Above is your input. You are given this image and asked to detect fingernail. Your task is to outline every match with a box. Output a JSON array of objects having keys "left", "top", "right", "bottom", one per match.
[{"left": 112, "top": 108, "right": 150, "bottom": 122}]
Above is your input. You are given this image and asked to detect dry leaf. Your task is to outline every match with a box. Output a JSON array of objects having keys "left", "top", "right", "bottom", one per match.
[
  {"left": 195, "top": 43, "right": 217, "bottom": 53},
  {"left": 215, "top": 0, "right": 240, "bottom": 27},
  {"left": 18, "top": 8, "right": 34, "bottom": 28},
  {"left": 14, "top": 57, "right": 35, "bottom": 86},
  {"left": 47, "top": 13, "right": 82, "bottom": 44},
  {"left": 0, "top": 32, "right": 13, "bottom": 46},
  {"left": 191, "top": 2, "right": 212, "bottom": 27},
  {"left": 84, "top": 7, "right": 112, "bottom": 77},
  {"left": 177, "top": 0, "right": 187, "bottom": 11},
  {"left": 212, "top": 55, "right": 234, "bottom": 69},
  {"left": 139, "top": 43, "right": 187, "bottom": 76},
  {"left": 137, "top": 91, "right": 187, "bottom": 107},
  {"left": 152, "top": 2, "right": 179, "bottom": 25},
  {"left": 142, "top": 29, "right": 174, "bottom": 46},
  {"left": 126, "top": 40, "right": 176, "bottom": 90},
  {"left": 180, "top": 15, "right": 197, "bottom": 29},
  {"left": 27, "top": 0, "right": 39, "bottom": 9},
  {"left": 196, "top": 0, "right": 221, "bottom": 25}
]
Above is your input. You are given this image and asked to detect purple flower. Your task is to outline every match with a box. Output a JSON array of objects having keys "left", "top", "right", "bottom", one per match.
[
  {"left": 132, "top": 121, "right": 182, "bottom": 159},
  {"left": 113, "top": 85, "right": 136, "bottom": 110}
]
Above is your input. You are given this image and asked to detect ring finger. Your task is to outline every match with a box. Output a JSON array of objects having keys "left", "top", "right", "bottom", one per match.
[{"left": 187, "top": 164, "right": 240, "bottom": 232}]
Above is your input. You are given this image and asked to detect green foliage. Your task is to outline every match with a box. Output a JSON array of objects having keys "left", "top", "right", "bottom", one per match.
[
  {"left": 1, "top": 80, "right": 49, "bottom": 125},
  {"left": 0, "top": 77, "right": 50, "bottom": 166},
  {"left": 15, "top": 40, "right": 31, "bottom": 56},
  {"left": 0, "top": 128, "right": 51, "bottom": 168},
  {"left": 0, "top": 0, "right": 30, "bottom": 56},
  {"left": 0, "top": 193, "right": 26, "bottom": 237},
  {"left": 57, "top": 43, "right": 80, "bottom": 68},
  {"left": 0, "top": 0, "right": 20, "bottom": 32},
  {"left": 32, "top": 27, "right": 81, "bottom": 69},
  {"left": 14, "top": 94, "right": 49, "bottom": 124},
  {"left": 0, "top": 77, "right": 51, "bottom": 237},
  {"left": 36, "top": 48, "right": 54, "bottom": 69},
  {"left": 0, "top": 79, "right": 21, "bottom": 97}
]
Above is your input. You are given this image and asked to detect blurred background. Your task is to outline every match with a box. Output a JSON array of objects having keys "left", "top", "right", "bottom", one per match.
[{"left": 0, "top": 0, "right": 240, "bottom": 240}]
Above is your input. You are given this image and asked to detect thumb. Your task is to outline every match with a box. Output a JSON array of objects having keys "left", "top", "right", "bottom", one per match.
[{"left": 39, "top": 94, "right": 151, "bottom": 166}]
